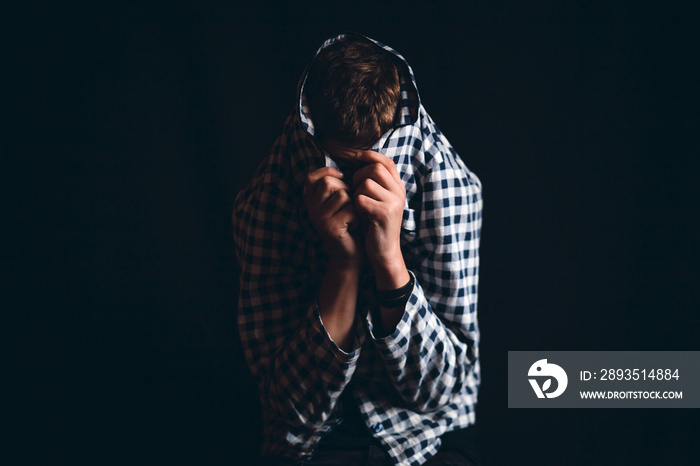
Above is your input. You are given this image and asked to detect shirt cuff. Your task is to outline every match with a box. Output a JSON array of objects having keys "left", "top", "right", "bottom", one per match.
[
  {"left": 311, "top": 302, "right": 365, "bottom": 360},
  {"left": 366, "top": 271, "right": 420, "bottom": 345}
]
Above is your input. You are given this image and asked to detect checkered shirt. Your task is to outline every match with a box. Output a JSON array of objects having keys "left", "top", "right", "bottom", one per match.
[{"left": 232, "top": 33, "right": 482, "bottom": 466}]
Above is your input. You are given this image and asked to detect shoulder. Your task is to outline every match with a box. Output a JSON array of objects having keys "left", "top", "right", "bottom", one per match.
[
  {"left": 413, "top": 108, "right": 481, "bottom": 195},
  {"left": 232, "top": 147, "right": 299, "bottom": 251}
]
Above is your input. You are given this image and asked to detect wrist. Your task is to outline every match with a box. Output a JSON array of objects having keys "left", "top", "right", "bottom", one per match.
[
  {"left": 372, "top": 254, "right": 410, "bottom": 291},
  {"left": 327, "top": 253, "right": 363, "bottom": 275},
  {"left": 374, "top": 271, "right": 414, "bottom": 308}
]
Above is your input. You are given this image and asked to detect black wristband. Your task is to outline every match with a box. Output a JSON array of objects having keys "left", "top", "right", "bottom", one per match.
[
  {"left": 376, "top": 294, "right": 410, "bottom": 308},
  {"left": 374, "top": 271, "right": 414, "bottom": 308}
]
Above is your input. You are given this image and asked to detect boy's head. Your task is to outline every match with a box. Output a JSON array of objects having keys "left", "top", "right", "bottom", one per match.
[{"left": 304, "top": 36, "right": 401, "bottom": 151}]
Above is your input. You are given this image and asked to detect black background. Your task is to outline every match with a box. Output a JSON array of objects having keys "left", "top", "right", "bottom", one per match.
[{"left": 7, "top": 2, "right": 699, "bottom": 464}]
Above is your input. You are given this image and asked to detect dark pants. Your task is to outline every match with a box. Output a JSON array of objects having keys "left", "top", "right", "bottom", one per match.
[
  {"left": 262, "top": 444, "right": 481, "bottom": 465},
  {"left": 262, "top": 403, "right": 480, "bottom": 466}
]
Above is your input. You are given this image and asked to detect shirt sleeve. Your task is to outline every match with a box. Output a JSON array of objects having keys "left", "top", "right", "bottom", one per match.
[
  {"left": 366, "top": 153, "right": 482, "bottom": 413},
  {"left": 232, "top": 175, "right": 365, "bottom": 456}
]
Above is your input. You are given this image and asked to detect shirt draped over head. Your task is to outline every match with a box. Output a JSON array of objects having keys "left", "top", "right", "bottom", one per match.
[{"left": 232, "top": 32, "right": 483, "bottom": 466}]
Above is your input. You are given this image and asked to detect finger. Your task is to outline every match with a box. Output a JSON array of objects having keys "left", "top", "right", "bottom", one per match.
[
  {"left": 352, "top": 163, "right": 396, "bottom": 193},
  {"left": 303, "top": 167, "right": 344, "bottom": 198},
  {"left": 353, "top": 150, "right": 402, "bottom": 184},
  {"left": 305, "top": 167, "right": 344, "bottom": 185},
  {"left": 323, "top": 187, "right": 354, "bottom": 218},
  {"left": 354, "top": 193, "right": 383, "bottom": 218},
  {"left": 353, "top": 177, "right": 389, "bottom": 204},
  {"left": 332, "top": 203, "right": 360, "bottom": 231},
  {"left": 306, "top": 175, "right": 351, "bottom": 209}
]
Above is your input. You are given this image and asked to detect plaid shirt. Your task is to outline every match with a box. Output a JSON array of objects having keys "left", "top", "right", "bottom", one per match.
[{"left": 232, "top": 33, "right": 482, "bottom": 466}]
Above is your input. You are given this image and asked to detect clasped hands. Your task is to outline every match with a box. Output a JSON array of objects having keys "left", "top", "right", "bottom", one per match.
[{"left": 303, "top": 150, "right": 410, "bottom": 291}]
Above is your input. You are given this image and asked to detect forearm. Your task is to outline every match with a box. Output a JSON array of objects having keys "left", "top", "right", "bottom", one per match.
[
  {"left": 237, "top": 270, "right": 363, "bottom": 436},
  {"left": 317, "top": 260, "right": 362, "bottom": 352},
  {"left": 371, "top": 254, "right": 411, "bottom": 337},
  {"left": 266, "top": 301, "right": 361, "bottom": 425},
  {"left": 369, "top": 278, "right": 479, "bottom": 411},
  {"left": 367, "top": 157, "right": 483, "bottom": 411}
]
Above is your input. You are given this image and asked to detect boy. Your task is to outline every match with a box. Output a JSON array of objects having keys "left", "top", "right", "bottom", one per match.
[{"left": 233, "top": 33, "right": 482, "bottom": 466}]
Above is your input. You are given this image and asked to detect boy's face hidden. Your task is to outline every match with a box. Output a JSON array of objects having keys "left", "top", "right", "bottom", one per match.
[
  {"left": 321, "top": 138, "right": 367, "bottom": 170},
  {"left": 322, "top": 138, "right": 380, "bottom": 181}
]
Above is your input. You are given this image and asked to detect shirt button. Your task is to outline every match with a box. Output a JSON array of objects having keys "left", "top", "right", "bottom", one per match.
[{"left": 371, "top": 422, "right": 384, "bottom": 433}]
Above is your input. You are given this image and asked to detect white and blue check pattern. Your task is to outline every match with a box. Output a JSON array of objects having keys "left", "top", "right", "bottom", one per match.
[{"left": 232, "top": 33, "right": 482, "bottom": 466}]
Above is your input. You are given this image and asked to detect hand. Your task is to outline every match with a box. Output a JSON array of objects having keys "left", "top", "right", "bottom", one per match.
[
  {"left": 352, "top": 151, "right": 410, "bottom": 290},
  {"left": 304, "top": 167, "right": 363, "bottom": 266}
]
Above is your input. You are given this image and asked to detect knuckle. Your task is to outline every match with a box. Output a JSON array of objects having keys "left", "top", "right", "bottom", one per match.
[
  {"left": 320, "top": 176, "right": 334, "bottom": 190},
  {"left": 391, "top": 202, "right": 404, "bottom": 216},
  {"left": 370, "top": 164, "right": 383, "bottom": 176},
  {"left": 336, "top": 189, "right": 350, "bottom": 202},
  {"left": 305, "top": 170, "right": 320, "bottom": 184}
]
